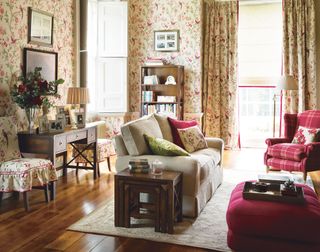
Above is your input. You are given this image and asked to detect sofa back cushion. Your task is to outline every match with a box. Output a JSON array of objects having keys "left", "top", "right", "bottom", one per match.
[
  {"left": 154, "top": 113, "right": 173, "bottom": 142},
  {"left": 0, "top": 116, "right": 21, "bottom": 162},
  {"left": 168, "top": 117, "right": 198, "bottom": 148},
  {"left": 121, "top": 114, "right": 163, "bottom": 156}
]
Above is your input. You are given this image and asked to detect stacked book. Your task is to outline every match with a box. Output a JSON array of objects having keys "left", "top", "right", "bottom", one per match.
[
  {"left": 129, "top": 159, "right": 150, "bottom": 173},
  {"left": 144, "top": 57, "right": 164, "bottom": 66},
  {"left": 142, "top": 91, "right": 154, "bottom": 102}
]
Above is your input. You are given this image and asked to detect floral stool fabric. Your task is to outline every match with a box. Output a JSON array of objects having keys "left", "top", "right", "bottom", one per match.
[
  {"left": 73, "top": 139, "right": 116, "bottom": 171},
  {"left": 0, "top": 158, "right": 57, "bottom": 192}
]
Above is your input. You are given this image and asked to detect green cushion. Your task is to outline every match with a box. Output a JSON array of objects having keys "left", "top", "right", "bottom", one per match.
[{"left": 144, "top": 134, "right": 190, "bottom": 156}]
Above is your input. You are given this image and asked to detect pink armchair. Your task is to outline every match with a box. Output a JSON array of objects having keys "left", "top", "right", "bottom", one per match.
[{"left": 264, "top": 110, "right": 320, "bottom": 181}]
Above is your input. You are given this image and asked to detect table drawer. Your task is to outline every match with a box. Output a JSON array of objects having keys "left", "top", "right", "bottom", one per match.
[
  {"left": 67, "top": 131, "right": 86, "bottom": 143},
  {"left": 87, "top": 127, "right": 96, "bottom": 144},
  {"left": 55, "top": 135, "right": 67, "bottom": 153}
]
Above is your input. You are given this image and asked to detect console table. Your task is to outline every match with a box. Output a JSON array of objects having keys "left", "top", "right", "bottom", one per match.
[{"left": 17, "top": 125, "right": 98, "bottom": 180}]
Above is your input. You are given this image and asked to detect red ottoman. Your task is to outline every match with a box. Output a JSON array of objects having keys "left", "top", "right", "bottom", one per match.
[{"left": 226, "top": 182, "right": 320, "bottom": 252}]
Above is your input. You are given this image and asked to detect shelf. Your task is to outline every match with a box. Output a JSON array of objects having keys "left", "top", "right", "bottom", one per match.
[
  {"left": 141, "top": 84, "right": 176, "bottom": 86},
  {"left": 142, "top": 65, "right": 183, "bottom": 68}
]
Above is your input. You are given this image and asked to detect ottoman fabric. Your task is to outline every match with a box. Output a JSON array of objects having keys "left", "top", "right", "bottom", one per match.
[{"left": 227, "top": 182, "right": 320, "bottom": 251}]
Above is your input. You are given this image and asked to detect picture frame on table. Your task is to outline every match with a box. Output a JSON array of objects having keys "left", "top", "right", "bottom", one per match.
[
  {"left": 56, "top": 113, "right": 66, "bottom": 129},
  {"left": 38, "top": 115, "right": 49, "bottom": 133},
  {"left": 75, "top": 112, "right": 85, "bottom": 128},
  {"left": 28, "top": 7, "right": 54, "bottom": 47},
  {"left": 56, "top": 106, "right": 65, "bottom": 115},
  {"left": 49, "top": 119, "right": 64, "bottom": 133},
  {"left": 154, "top": 30, "right": 179, "bottom": 52}
]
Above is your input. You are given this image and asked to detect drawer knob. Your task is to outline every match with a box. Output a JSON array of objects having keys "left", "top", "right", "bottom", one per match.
[
  {"left": 76, "top": 134, "right": 78, "bottom": 138},
  {"left": 59, "top": 141, "right": 63, "bottom": 146}
]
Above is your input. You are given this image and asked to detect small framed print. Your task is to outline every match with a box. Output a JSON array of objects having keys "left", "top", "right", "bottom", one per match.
[
  {"left": 75, "top": 112, "right": 85, "bottom": 128},
  {"left": 38, "top": 115, "right": 49, "bottom": 133},
  {"left": 28, "top": 7, "right": 53, "bottom": 47},
  {"left": 49, "top": 119, "right": 64, "bottom": 133},
  {"left": 154, "top": 30, "right": 179, "bottom": 52},
  {"left": 56, "top": 106, "right": 65, "bottom": 115},
  {"left": 56, "top": 113, "right": 66, "bottom": 128}
]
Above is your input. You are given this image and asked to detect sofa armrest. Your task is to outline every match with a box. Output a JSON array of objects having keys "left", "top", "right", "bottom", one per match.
[
  {"left": 305, "top": 142, "right": 320, "bottom": 157},
  {"left": 113, "top": 134, "right": 129, "bottom": 156},
  {"left": 265, "top": 138, "right": 290, "bottom": 146},
  {"left": 205, "top": 137, "right": 224, "bottom": 166}
]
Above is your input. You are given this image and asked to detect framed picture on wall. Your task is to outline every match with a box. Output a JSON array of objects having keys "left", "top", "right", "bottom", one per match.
[
  {"left": 28, "top": 7, "right": 54, "bottom": 47},
  {"left": 23, "top": 48, "right": 58, "bottom": 93},
  {"left": 154, "top": 30, "right": 179, "bottom": 52}
]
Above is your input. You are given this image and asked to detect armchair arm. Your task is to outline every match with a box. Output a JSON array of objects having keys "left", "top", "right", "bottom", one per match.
[
  {"left": 265, "top": 138, "right": 290, "bottom": 146},
  {"left": 305, "top": 142, "right": 320, "bottom": 157}
]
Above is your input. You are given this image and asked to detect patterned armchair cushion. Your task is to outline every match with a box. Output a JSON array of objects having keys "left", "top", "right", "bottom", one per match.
[
  {"left": 0, "top": 158, "right": 57, "bottom": 192},
  {"left": 177, "top": 125, "right": 208, "bottom": 153},
  {"left": 73, "top": 139, "right": 116, "bottom": 163},
  {"left": 291, "top": 126, "right": 320, "bottom": 145},
  {"left": 0, "top": 116, "right": 21, "bottom": 162},
  {"left": 267, "top": 143, "right": 306, "bottom": 162}
]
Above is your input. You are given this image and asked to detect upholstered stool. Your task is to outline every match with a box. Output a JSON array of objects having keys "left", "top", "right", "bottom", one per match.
[
  {"left": 73, "top": 138, "right": 116, "bottom": 175},
  {"left": 226, "top": 182, "right": 320, "bottom": 252},
  {"left": 0, "top": 158, "right": 57, "bottom": 211}
]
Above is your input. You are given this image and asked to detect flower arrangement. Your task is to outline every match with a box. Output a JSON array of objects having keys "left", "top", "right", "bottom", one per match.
[{"left": 11, "top": 67, "right": 64, "bottom": 109}]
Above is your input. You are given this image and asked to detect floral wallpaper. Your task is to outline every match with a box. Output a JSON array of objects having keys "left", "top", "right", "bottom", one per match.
[
  {"left": 128, "top": 0, "right": 202, "bottom": 117},
  {"left": 0, "top": 0, "right": 74, "bottom": 130}
]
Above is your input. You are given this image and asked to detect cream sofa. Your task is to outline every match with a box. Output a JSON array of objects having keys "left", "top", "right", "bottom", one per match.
[{"left": 113, "top": 114, "right": 224, "bottom": 218}]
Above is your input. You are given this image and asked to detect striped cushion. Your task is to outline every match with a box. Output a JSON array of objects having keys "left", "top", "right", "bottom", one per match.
[{"left": 267, "top": 143, "right": 306, "bottom": 162}]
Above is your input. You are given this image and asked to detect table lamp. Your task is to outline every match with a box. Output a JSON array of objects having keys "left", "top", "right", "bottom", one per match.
[
  {"left": 273, "top": 76, "right": 298, "bottom": 137},
  {"left": 67, "top": 87, "right": 90, "bottom": 129}
]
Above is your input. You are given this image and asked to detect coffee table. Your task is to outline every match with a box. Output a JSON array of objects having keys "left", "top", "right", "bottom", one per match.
[{"left": 114, "top": 168, "right": 183, "bottom": 234}]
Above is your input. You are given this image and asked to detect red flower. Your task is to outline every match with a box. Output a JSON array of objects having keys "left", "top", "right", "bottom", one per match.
[
  {"left": 39, "top": 80, "right": 48, "bottom": 91},
  {"left": 18, "top": 84, "right": 27, "bottom": 93},
  {"left": 32, "top": 96, "right": 43, "bottom": 106}
]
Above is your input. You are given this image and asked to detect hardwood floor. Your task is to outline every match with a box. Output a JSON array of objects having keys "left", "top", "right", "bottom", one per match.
[{"left": 0, "top": 149, "right": 319, "bottom": 252}]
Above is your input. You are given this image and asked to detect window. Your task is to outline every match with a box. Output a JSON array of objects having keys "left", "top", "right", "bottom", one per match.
[
  {"left": 87, "top": 0, "right": 128, "bottom": 113},
  {"left": 238, "top": 1, "right": 282, "bottom": 148}
]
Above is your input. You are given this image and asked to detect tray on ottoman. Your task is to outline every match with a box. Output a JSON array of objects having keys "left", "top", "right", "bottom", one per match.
[{"left": 242, "top": 181, "right": 305, "bottom": 204}]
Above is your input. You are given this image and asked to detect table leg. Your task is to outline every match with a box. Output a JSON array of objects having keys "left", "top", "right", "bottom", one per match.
[
  {"left": 23, "top": 191, "right": 30, "bottom": 211},
  {"left": 93, "top": 142, "right": 97, "bottom": 179},
  {"left": 49, "top": 181, "right": 56, "bottom": 201},
  {"left": 177, "top": 177, "right": 183, "bottom": 222},
  {"left": 124, "top": 184, "right": 131, "bottom": 228},
  {"left": 44, "top": 184, "right": 50, "bottom": 203},
  {"left": 167, "top": 182, "right": 174, "bottom": 234}
]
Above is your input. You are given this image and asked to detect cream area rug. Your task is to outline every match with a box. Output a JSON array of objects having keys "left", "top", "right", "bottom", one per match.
[{"left": 68, "top": 170, "right": 314, "bottom": 252}]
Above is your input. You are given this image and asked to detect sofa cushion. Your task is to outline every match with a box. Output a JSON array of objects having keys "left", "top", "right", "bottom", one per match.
[
  {"left": 267, "top": 143, "right": 306, "bottom": 161},
  {"left": 0, "top": 116, "right": 21, "bottom": 162},
  {"left": 168, "top": 117, "right": 198, "bottom": 148},
  {"left": 154, "top": 113, "right": 173, "bottom": 142},
  {"left": 144, "top": 134, "right": 189, "bottom": 156},
  {"left": 178, "top": 125, "right": 208, "bottom": 153},
  {"left": 292, "top": 126, "right": 320, "bottom": 144},
  {"left": 191, "top": 147, "right": 221, "bottom": 181},
  {"left": 121, "top": 114, "right": 163, "bottom": 156}
]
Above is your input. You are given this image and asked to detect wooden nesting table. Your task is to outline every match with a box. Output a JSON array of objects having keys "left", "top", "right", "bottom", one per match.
[{"left": 114, "top": 168, "right": 183, "bottom": 234}]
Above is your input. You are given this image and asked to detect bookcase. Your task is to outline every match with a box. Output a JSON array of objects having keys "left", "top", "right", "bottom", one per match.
[{"left": 140, "top": 65, "right": 184, "bottom": 119}]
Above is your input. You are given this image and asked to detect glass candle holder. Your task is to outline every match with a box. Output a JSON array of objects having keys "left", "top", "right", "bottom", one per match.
[{"left": 152, "top": 159, "right": 164, "bottom": 176}]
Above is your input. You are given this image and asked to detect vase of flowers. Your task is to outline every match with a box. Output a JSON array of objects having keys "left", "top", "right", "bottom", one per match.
[{"left": 11, "top": 67, "right": 64, "bottom": 132}]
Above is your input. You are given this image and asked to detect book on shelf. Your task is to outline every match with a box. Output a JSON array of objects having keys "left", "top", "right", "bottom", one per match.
[
  {"left": 144, "top": 57, "right": 165, "bottom": 66},
  {"left": 143, "top": 75, "right": 159, "bottom": 85},
  {"left": 157, "top": 96, "right": 176, "bottom": 102},
  {"left": 143, "top": 104, "right": 177, "bottom": 116},
  {"left": 142, "top": 91, "right": 154, "bottom": 102}
]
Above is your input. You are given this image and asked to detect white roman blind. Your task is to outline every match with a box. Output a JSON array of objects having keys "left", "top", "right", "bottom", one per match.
[
  {"left": 88, "top": 0, "right": 128, "bottom": 113},
  {"left": 238, "top": 1, "right": 282, "bottom": 86}
]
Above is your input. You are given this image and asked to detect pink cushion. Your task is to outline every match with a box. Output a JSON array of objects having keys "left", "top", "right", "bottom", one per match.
[
  {"left": 266, "top": 158, "right": 302, "bottom": 172},
  {"left": 267, "top": 143, "right": 306, "bottom": 161},
  {"left": 226, "top": 182, "right": 320, "bottom": 245},
  {"left": 167, "top": 117, "right": 197, "bottom": 148}
]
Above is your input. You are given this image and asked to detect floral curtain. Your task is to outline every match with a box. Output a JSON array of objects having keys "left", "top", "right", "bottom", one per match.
[
  {"left": 282, "top": 0, "right": 317, "bottom": 114},
  {"left": 202, "top": 0, "right": 238, "bottom": 149}
]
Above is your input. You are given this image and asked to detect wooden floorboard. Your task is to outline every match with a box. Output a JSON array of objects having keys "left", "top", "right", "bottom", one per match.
[{"left": 0, "top": 150, "right": 319, "bottom": 252}]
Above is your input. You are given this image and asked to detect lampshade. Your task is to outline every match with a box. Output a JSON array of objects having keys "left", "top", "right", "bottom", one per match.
[
  {"left": 67, "top": 87, "right": 90, "bottom": 104},
  {"left": 277, "top": 76, "right": 298, "bottom": 91}
]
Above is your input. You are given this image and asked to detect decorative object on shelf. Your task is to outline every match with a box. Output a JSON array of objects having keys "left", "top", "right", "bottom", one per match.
[
  {"left": 273, "top": 75, "right": 298, "bottom": 137},
  {"left": 75, "top": 112, "right": 85, "bottom": 128},
  {"left": 24, "top": 48, "right": 58, "bottom": 93},
  {"left": 143, "top": 75, "right": 159, "bottom": 85},
  {"left": 38, "top": 115, "right": 49, "bottom": 133},
  {"left": 10, "top": 67, "right": 64, "bottom": 132},
  {"left": 28, "top": 8, "right": 53, "bottom": 47},
  {"left": 154, "top": 30, "right": 179, "bottom": 52},
  {"left": 165, "top": 75, "right": 176, "bottom": 85},
  {"left": 67, "top": 87, "right": 90, "bottom": 129},
  {"left": 48, "top": 119, "right": 64, "bottom": 133}
]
